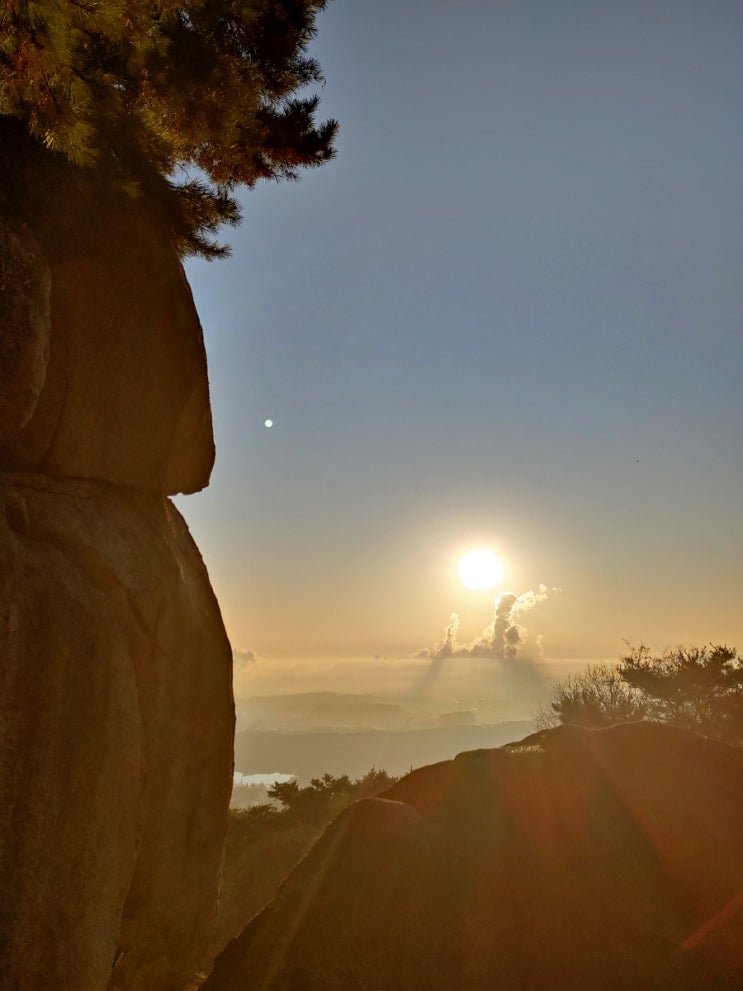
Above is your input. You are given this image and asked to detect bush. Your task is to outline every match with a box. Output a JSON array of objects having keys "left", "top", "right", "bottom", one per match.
[
  {"left": 533, "top": 662, "right": 644, "bottom": 730},
  {"left": 535, "top": 644, "right": 743, "bottom": 744}
]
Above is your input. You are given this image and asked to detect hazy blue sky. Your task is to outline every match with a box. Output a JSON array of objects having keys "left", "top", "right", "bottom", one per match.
[{"left": 179, "top": 0, "right": 743, "bottom": 667}]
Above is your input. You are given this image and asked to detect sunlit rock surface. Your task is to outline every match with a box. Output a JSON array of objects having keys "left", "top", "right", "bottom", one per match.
[
  {"left": 0, "top": 475, "right": 233, "bottom": 991},
  {"left": 204, "top": 723, "right": 743, "bottom": 991},
  {"left": 0, "top": 131, "right": 234, "bottom": 989},
  {"left": 0, "top": 221, "right": 51, "bottom": 444},
  {"left": 0, "top": 196, "right": 214, "bottom": 495}
]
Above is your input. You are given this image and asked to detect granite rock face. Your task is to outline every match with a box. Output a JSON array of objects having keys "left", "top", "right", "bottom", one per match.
[
  {"left": 1, "top": 151, "right": 235, "bottom": 990},
  {"left": 204, "top": 723, "right": 743, "bottom": 991},
  {"left": 0, "top": 474, "right": 234, "bottom": 991},
  {"left": 0, "top": 199, "right": 215, "bottom": 496},
  {"left": 0, "top": 222, "right": 51, "bottom": 444}
]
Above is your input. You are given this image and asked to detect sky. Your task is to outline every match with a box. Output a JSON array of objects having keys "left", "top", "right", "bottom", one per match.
[{"left": 177, "top": 0, "right": 743, "bottom": 675}]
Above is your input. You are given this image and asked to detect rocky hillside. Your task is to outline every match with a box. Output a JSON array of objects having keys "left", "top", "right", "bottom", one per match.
[{"left": 204, "top": 722, "right": 743, "bottom": 991}]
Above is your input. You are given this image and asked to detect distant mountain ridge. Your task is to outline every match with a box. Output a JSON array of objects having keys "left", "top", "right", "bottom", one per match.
[{"left": 239, "top": 692, "right": 411, "bottom": 731}]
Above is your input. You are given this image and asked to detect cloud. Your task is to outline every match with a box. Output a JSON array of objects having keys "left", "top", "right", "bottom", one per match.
[
  {"left": 438, "top": 613, "right": 461, "bottom": 659},
  {"left": 421, "top": 585, "right": 558, "bottom": 661},
  {"left": 233, "top": 648, "right": 258, "bottom": 676}
]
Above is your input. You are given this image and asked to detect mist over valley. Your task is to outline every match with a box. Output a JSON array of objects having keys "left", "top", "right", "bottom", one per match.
[{"left": 229, "top": 652, "right": 592, "bottom": 790}]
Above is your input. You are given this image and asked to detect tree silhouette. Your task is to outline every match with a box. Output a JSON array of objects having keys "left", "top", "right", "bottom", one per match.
[
  {"left": 535, "top": 644, "right": 743, "bottom": 744},
  {"left": 0, "top": 0, "right": 337, "bottom": 256}
]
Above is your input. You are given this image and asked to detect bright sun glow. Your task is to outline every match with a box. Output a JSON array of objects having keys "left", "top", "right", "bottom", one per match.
[{"left": 458, "top": 549, "right": 505, "bottom": 591}]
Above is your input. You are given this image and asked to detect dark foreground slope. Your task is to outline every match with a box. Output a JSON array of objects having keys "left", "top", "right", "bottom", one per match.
[{"left": 204, "top": 722, "right": 743, "bottom": 991}]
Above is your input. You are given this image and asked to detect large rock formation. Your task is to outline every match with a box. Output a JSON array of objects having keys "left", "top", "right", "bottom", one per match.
[
  {"left": 0, "top": 223, "right": 51, "bottom": 445},
  {"left": 0, "top": 218, "right": 215, "bottom": 495},
  {"left": 0, "top": 163, "right": 234, "bottom": 990},
  {"left": 0, "top": 475, "right": 233, "bottom": 991},
  {"left": 204, "top": 723, "right": 743, "bottom": 991}
]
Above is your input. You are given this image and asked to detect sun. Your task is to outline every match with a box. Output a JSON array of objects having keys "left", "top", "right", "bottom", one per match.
[{"left": 458, "top": 548, "right": 504, "bottom": 591}]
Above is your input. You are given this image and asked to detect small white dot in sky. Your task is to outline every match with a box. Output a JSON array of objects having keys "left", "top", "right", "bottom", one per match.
[{"left": 264, "top": 419, "right": 274, "bottom": 428}]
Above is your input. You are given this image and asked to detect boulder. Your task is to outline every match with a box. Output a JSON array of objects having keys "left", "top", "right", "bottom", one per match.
[
  {"left": 0, "top": 221, "right": 51, "bottom": 444},
  {"left": 0, "top": 473, "right": 234, "bottom": 991},
  {"left": 0, "top": 189, "right": 215, "bottom": 495},
  {"left": 204, "top": 723, "right": 743, "bottom": 991}
]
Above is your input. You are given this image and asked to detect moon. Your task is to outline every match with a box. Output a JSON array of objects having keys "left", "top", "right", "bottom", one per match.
[
  {"left": 458, "top": 549, "right": 504, "bottom": 591},
  {"left": 264, "top": 419, "right": 274, "bottom": 428}
]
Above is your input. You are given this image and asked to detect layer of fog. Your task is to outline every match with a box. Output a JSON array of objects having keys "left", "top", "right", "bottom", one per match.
[
  {"left": 232, "top": 584, "right": 580, "bottom": 730},
  {"left": 233, "top": 771, "right": 294, "bottom": 787},
  {"left": 232, "top": 653, "right": 591, "bottom": 730}
]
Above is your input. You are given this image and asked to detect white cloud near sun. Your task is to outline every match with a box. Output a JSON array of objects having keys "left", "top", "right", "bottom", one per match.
[{"left": 417, "top": 585, "right": 558, "bottom": 661}]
